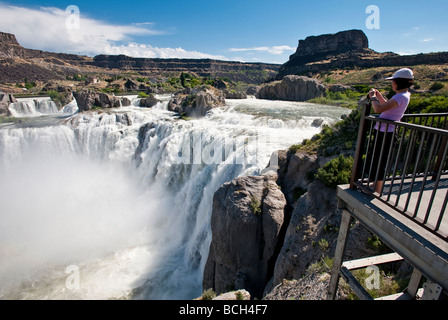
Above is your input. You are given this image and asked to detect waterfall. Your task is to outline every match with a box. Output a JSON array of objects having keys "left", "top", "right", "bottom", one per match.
[
  {"left": 8, "top": 97, "right": 78, "bottom": 118},
  {"left": 0, "top": 95, "right": 348, "bottom": 300}
]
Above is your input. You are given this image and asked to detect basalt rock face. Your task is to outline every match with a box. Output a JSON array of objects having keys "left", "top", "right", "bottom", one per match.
[
  {"left": 204, "top": 146, "right": 381, "bottom": 299},
  {"left": 293, "top": 29, "right": 369, "bottom": 59},
  {"left": 278, "top": 30, "right": 369, "bottom": 76},
  {"left": 203, "top": 172, "right": 287, "bottom": 299},
  {"left": 256, "top": 75, "right": 325, "bottom": 101}
]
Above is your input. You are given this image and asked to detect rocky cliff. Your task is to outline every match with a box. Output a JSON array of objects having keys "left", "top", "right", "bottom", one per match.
[
  {"left": 0, "top": 31, "right": 279, "bottom": 84},
  {"left": 93, "top": 55, "right": 280, "bottom": 84},
  {"left": 204, "top": 146, "right": 383, "bottom": 299},
  {"left": 290, "top": 29, "right": 369, "bottom": 61},
  {"left": 278, "top": 29, "right": 448, "bottom": 78}
]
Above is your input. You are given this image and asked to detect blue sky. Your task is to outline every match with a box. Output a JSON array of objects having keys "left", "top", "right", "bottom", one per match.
[{"left": 0, "top": 0, "right": 447, "bottom": 64}]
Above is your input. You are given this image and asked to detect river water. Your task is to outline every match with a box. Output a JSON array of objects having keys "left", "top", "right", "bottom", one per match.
[{"left": 0, "top": 95, "right": 348, "bottom": 300}]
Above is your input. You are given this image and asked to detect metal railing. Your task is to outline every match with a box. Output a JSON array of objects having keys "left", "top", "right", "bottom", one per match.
[{"left": 351, "top": 102, "right": 448, "bottom": 241}]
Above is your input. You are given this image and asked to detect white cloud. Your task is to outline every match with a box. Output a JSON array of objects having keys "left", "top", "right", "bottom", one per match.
[
  {"left": 0, "top": 4, "right": 227, "bottom": 60},
  {"left": 422, "top": 38, "right": 434, "bottom": 42},
  {"left": 227, "top": 45, "right": 295, "bottom": 55},
  {"left": 103, "top": 43, "right": 228, "bottom": 60}
]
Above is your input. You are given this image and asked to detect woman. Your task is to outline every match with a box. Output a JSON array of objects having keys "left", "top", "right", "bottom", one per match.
[{"left": 367, "top": 68, "right": 414, "bottom": 193}]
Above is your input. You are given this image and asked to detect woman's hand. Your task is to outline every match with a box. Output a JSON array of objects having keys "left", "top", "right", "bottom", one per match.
[{"left": 369, "top": 88, "right": 379, "bottom": 98}]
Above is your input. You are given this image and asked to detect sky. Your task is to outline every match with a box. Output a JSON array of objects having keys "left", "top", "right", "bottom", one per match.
[{"left": 0, "top": 0, "right": 447, "bottom": 64}]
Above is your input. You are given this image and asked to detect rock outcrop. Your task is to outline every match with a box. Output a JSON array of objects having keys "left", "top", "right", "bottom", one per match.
[
  {"left": 139, "top": 94, "right": 160, "bottom": 108},
  {"left": 275, "top": 150, "right": 321, "bottom": 207},
  {"left": 0, "top": 91, "right": 16, "bottom": 115},
  {"left": 204, "top": 143, "right": 385, "bottom": 299},
  {"left": 292, "top": 29, "right": 368, "bottom": 60},
  {"left": 223, "top": 89, "right": 247, "bottom": 99},
  {"left": 270, "top": 179, "right": 339, "bottom": 285},
  {"left": 277, "top": 29, "right": 448, "bottom": 78},
  {"left": 168, "top": 86, "right": 226, "bottom": 117},
  {"left": 203, "top": 172, "right": 287, "bottom": 298},
  {"left": 72, "top": 90, "right": 122, "bottom": 111},
  {"left": 256, "top": 75, "right": 325, "bottom": 101}
]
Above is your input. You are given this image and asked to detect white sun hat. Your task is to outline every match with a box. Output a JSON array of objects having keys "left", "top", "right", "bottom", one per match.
[{"left": 385, "top": 68, "right": 414, "bottom": 80}]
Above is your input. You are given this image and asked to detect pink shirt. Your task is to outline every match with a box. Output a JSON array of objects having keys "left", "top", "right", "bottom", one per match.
[{"left": 376, "top": 91, "right": 411, "bottom": 132}]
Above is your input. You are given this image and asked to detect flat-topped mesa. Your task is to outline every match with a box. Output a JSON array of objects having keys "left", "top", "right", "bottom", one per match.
[
  {"left": 292, "top": 29, "right": 368, "bottom": 59},
  {"left": 0, "top": 31, "right": 26, "bottom": 58},
  {"left": 0, "top": 32, "right": 20, "bottom": 46},
  {"left": 278, "top": 29, "right": 372, "bottom": 77}
]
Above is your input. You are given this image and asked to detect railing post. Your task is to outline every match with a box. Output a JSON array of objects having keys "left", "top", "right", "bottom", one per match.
[
  {"left": 433, "top": 120, "right": 448, "bottom": 180},
  {"left": 350, "top": 97, "right": 371, "bottom": 189}
]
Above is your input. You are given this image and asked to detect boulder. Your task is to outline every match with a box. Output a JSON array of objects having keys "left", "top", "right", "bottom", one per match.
[
  {"left": 203, "top": 172, "right": 286, "bottom": 298},
  {"left": 121, "top": 97, "right": 132, "bottom": 106},
  {"left": 168, "top": 86, "right": 225, "bottom": 117},
  {"left": 256, "top": 75, "right": 325, "bottom": 101},
  {"left": 139, "top": 94, "right": 159, "bottom": 108},
  {"left": 73, "top": 90, "right": 121, "bottom": 112}
]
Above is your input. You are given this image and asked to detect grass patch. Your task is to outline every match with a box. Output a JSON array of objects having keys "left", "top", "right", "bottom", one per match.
[{"left": 309, "top": 89, "right": 361, "bottom": 109}]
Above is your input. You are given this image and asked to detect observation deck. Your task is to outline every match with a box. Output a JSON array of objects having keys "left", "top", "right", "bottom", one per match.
[{"left": 328, "top": 103, "right": 448, "bottom": 300}]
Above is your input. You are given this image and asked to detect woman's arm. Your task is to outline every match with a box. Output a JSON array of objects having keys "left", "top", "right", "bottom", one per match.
[
  {"left": 369, "top": 89, "right": 397, "bottom": 113},
  {"left": 371, "top": 99, "right": 398, "bottom": 113}
]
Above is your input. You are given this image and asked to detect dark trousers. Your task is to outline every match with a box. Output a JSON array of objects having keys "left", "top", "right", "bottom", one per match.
[{"left": 365, "top": 130, "right": 394, "bottom": 182}]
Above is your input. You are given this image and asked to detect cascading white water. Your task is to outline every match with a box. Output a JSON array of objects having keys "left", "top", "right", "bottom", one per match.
[
  {"left": 8, "top": 97, "right": 65, "bottom": 117},
  {"left": 0, "top": 95, "right": 348, "bottom": 300}
]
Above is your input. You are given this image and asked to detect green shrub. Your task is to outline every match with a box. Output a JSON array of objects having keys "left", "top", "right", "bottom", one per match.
[
  {"left": 250, "top": 195, "right": 262, "bottom": 215},
  {"left": 201, "top": 288, "right": 216, "bottom": 300},
  {"left": 430, "top": 82, "right": 445, "bottom": 91},
  {"left": 138, "top": 91, "right": 149, "bottom": 98},
  {"left": 315, "top": 155, "right": 353, "bottom": 187},
  {"left": 318, "top": 238, "right": 329, "bottom": 251},
  {"left": 46, "top": 90, "right": 65, "bottom": 104},
  {"left": 407, "top": 95, "right": 448, "bottom": 114}
]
